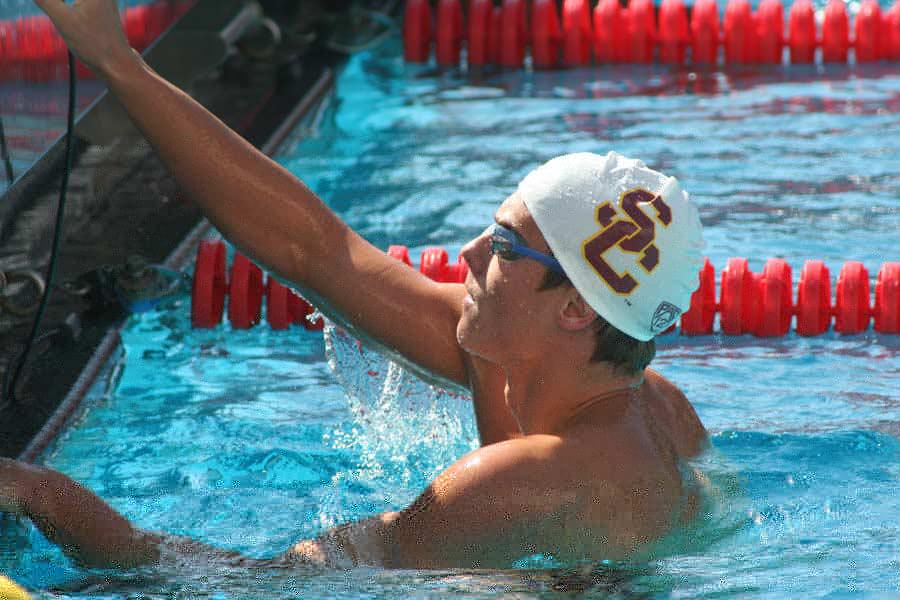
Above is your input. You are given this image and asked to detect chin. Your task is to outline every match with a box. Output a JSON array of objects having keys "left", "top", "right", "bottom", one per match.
[{"left": 456, "top": 316, "right": 492, "bottom": 361}]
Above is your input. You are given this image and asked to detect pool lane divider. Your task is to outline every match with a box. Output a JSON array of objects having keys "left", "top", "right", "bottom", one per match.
[
  {"left": 191, "top": 242, "right": 900, "bottom": 337},
  {"left": 405, "top": 0, "right": 900, "bottom": 68},
  {"left": 0, "top": 0, "right": 194, "bottom": 82}
]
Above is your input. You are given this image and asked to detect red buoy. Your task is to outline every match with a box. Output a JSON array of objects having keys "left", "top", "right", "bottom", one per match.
[
  {"left": 756, "top": 0, "right": 785, "bottom": 64},
  {"left": 124, "top": 5, "right": 150, "bottom": 52},
  {"left": 387, "top": 245, "right": 413, "bottom": 266},
  {"left": 228, "top": 253, "right": 264, "bottom": 329},
  {"left": 488, "top": 5, "right": 503, "bottom": 64},
  {"left": 265, "top": 277, "right": 293, "bottom": 330},
  {"left": 0, "top": 21, "right": 12, "bottom": 80},
  {"left": 788, "top": 0, "right": 816, "bottom": 64},
  {"left": 448, "top": 256, "right": 470, "bottom": 283},
  {"left": 404, "top": 0, "right": 433, "bottom": 63},
  {"left": 436, "top": 0, "right": 464, "bottom": 67},
  {"left": 855, "top": 0, "right": 884, "bottom": 63},
  {"left": 755, "top": 258, "right": 793, "bottom": 336},
  {"left": 659, "top": 0, "right": 687, "bottom": 64},
  {"left": 191, "top": 240, "right": 227, "bottom": 329},
  {"left": 500, "top": 0, "right": 527, "bottom": 67},
  {"left": 691, "top": 0, "right": 721, "bottom": 64},
  {"left": 296, "top": 296, "right": 323, "bottom": 331},
  {"left": 724, "top": 0, "right": 756, "bottom": 63},
  {"left": 467, "top": 0, "right": 492, "bottom": 66},
  {"left": 145, "top": 1, "right": 177, "bottom": 45},
  {"left": 628, "top": 0, "right": 658, "bottom": 64},
  {"left": 886, "top": 1, "right": 900, "bottom": 61},
  {"left": 822, "top": 0, "right": 849, "bottom": 62},
  {"left": 796, "top": 260, "right": 832, "bottom": 336},
  {"left": 874, "top": 263, "right": 900, "bottom": 334},
  {"left": 681, "top": 258, "right": 716, "bottom": 335},
  {"left": 593, "top": 0, "right": 626, "bottom": 63},
  {"left": 420, "top": 248, "right": 451, "bottom": 282},
  {"left": 834, "top": 261, "right": 871, "bottom": 334},
  {"left": 562, "top": 0, "right": 593, "bottom": 66},
  {"left": 720, "top": 257, "right": 759, "bottom": 335},
  {"left": 531, "top": 0, "right": 562, "bottom": 69}
]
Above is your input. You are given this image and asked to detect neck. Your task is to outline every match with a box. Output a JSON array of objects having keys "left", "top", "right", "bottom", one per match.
[{"left": 503, "top": 357, "right": 643, "bottom": 435}]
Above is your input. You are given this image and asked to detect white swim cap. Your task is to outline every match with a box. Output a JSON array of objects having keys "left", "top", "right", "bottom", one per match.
[{"left": 519, "top": 151, "right": 704, "bottom": 341}]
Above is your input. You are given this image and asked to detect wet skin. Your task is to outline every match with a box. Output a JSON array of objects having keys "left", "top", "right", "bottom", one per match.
[{"left": 1, "top": 0, "right": 708, "bottom": 572}]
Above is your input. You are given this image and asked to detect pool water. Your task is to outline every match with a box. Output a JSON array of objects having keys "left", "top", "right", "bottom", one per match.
[{"left": 3, "top": 23, "right": 900, "bottom": 600}]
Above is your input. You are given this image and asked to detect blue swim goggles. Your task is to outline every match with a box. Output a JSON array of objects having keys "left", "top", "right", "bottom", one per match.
[{"left": 485, "top": 223, "right": 566, "bottom": 275}]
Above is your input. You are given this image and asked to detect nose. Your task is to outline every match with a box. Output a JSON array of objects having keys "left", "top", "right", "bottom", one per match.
[{"left": 460, "top": 228, "right": 490, "bottom": 278}]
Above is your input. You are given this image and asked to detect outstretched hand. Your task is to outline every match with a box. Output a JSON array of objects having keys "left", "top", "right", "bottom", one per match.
[{"left": 34, "top": 0, "right": 136, "bottom": 76}]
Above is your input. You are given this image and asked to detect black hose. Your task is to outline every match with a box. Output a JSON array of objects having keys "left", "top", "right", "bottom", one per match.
[
  {"left": 3, "top": 50, "right": 77, "bottom": 407},
  {"left": 0, "top": 114, "right": 13, "bottom": 186}
]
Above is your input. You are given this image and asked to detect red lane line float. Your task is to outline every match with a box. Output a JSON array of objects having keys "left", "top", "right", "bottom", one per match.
[
  {"left": 691, "top": 0, "right": 721, "bottom": 64},
  {"left": 796, "top": 260, "right": 832, "bottom": 336},
  {"left": 756, "top": 258, "right": 792, "bottom": 337},
  {"left": 436, "top": 0, "right": 463, "bottom": 67},
  {"left": 887, "top": 3, "right": 900, "bottom": 61},
  {"left": 874, "top": 263, "right": 900, "bottom": 334},
  {"left": 562, "top": 0, "right": 592, "bottom": 66},
  {"left": 822, "top": 0, "right": 850, "bottom": 63},
  {"left": 757, "top": 0, "right": 785, "bottom": 64},
  {"left": 659, "top": 0, "right": 688, "bottom": 65},
  {"left": 191, "top": 240, "right": 227, "bottom": 328},
  {"left": 403, "top": 0, "right": 432, "bottom": 63},
  {"left": 193, "top": 243, "right": 899, "bottom": 337},
  {"left": 266, "top": 277, "right": 293, "bottom": 330},
  {"left": 420, "top": 247, "right": 450, "bottom": 282},
  {"left": 488, "top": 5, "right": 504, "bottom": 65},
  {"left": 724, "top": 0, "right": 756, "bottom": 64},
  {"left": 593, "top": 0, "right": 625, "bottom": 63},
  {"left": 467, "top": 0, "right": 493, "bottom": 67},
  {"left": 500, "top": 0, "right": 527, "bottom": 68},
  {"left": 788, "top": 0, "right": 816, "bottom": 64},
  {"left": 531, "top": 0, "right": 562, "bottom": 69},
  {"left": 291, "top": 292, "right": 323, "bottom": 331},
  {"left": 399, "top": 0, "right": 900, "bottom": 68},
  {"left": 228, "top": 253, "right": 264, "bottom": 329},
  {"left": 855, "top": 0, "right": 884, "bottom": 63},
  {"left": 628, "top": 0, "right": 657, "bottom": 64},
  {"left": 419, "top": 247, "right": 469, "bottom": 283},
  {"left": 387, "top": 245, "right": 413, "bottom": 266},
  {"left": 2, "top": 1, "right": 188, "bottom": 82},
  {"left": 681, "top": 258, "right": 716, "bottom": 336},
  {"left": 720, "top": 257, "right": 753, "bottom": 335},
  {"left": 834, "top": 261, "right": 870, "bottom": 334}
]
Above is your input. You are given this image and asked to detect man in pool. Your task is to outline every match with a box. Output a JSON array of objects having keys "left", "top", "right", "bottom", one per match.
[{"left": 0, "top": 0, "right": 708, "bottom": 570}]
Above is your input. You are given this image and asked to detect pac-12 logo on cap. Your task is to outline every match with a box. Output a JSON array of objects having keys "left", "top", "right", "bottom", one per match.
[{"left": 581, "top": 189, "right": 672, "bottom": 295}]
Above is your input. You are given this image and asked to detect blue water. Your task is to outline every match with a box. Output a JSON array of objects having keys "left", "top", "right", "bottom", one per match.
[{"left": 3, "top": 27, "right": 900, "bottom": 600}]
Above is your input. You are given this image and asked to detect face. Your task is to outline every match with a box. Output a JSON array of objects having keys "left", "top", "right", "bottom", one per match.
[{"left": 456, "top": 193, "right": 560, "bottom": 364}]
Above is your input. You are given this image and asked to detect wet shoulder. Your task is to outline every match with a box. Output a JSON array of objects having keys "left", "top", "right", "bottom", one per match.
[{"left": 643, "top": 368, "right": 709, "bottom": 458}]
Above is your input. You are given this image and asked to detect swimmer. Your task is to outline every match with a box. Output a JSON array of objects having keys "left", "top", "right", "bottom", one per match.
[{"left": 0, "top": 0, "right": 708, "bottom": 570}]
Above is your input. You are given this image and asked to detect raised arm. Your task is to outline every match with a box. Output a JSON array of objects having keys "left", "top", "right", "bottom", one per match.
[{"left": 35, "top": 0, "right": 469, "bottom": 385}]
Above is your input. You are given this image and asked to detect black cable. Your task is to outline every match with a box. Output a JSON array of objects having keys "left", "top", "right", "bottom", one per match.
[
  {"left": 0, "top": 114, "right": 13, "bottom": 186},
  {"left": 3, "top": 50, "right": 77, "bottom": 406}
]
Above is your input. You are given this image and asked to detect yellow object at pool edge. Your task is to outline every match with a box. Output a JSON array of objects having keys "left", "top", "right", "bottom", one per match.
[{"left": 0, "top": 575, "right": 32, "bottom": 600}]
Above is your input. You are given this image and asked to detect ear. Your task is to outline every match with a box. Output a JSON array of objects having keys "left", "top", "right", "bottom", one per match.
[{"left": 557, "top": 290, "right": 597, "bottom": 332}]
